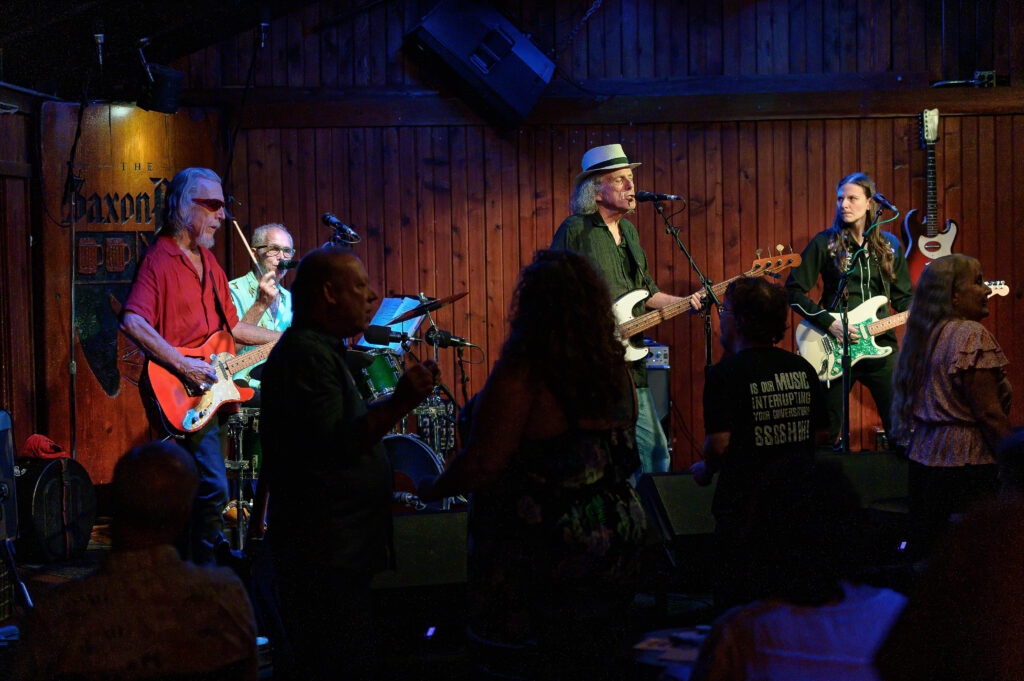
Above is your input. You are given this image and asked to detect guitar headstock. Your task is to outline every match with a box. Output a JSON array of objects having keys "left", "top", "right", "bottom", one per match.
[
  {"left": 986, "top": 280, "right": 1009, "bottom": 298},
  {"left": 920, "top": 108, "right": 939, "bottom": 146},
  {"left": 747, "top": 251, "right": 802, "bottom": 278}
]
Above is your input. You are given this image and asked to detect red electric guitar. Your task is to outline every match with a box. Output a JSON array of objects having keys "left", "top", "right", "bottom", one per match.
[
  {"left": 147, "top": 330, "right": 276, "bottom": 433},
  {"left": 903, "top": 108, "right": 959, "bottom": 283}
]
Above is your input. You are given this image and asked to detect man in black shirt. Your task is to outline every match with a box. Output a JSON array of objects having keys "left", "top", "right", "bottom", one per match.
[
  {"left": 260, "top": 245, "right": 438, "bottom": 681},
  {"left": 692, "top": 277, "right": 829, "bottom": 607}
]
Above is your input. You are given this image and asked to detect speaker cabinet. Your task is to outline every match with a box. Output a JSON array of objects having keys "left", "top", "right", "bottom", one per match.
[
  {"left": 373, "top": 510, "right": 467, "bottom": 589},
  {"left": 636, "top": 472, "right": 717, "bottom": 542},
  {"left": 407, "top": 0, "right": 554, "bottom": 126}
]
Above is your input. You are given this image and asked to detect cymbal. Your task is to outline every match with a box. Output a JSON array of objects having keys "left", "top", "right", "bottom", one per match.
[{"left": 388, "top": 292, "right": 467, "bottom": 324}]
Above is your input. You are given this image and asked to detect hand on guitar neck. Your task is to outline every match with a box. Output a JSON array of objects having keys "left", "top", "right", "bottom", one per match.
[{"left": 829, "top": 319, "right": 862, "bottom": 343}]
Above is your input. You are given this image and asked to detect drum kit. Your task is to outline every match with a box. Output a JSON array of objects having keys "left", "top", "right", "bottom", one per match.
[{"left": 221, "top": 290, "right": 473, "bottom": 548}]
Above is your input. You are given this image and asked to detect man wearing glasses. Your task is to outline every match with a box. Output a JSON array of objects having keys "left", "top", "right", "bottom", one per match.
[
  {"left": 229, "top": 223, "right": 296, "bottom": 397},
  {"left": 121, "top": 167, "right": 282, "bottom": 564}
]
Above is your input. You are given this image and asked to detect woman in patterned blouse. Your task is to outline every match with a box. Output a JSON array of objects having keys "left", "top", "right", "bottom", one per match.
[{"left": 891, "top": 254, "right": 1012, "bottom": 559}]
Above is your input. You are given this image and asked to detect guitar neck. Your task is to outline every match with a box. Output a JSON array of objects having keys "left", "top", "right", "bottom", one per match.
[
  {"left": 619, "top": 273, "right": 743, "bottom": 338},
  {"left": 223, "top": 340, "right": 277, "bottom": 374},
  {"left": 865, "top": 310, "right": 909, "bottom": 337},
  {"left": 925, "top": 142, "right": 938, "bottom": 236}
]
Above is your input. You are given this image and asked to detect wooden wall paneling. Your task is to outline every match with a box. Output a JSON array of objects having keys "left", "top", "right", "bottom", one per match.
[
  {"left": 550, "top": 127, "right": 569, "bottom": 245},
  {"left": 295, "top": 128, "right": 319, "bottom": 258},
  {"left": 363, "top": 128, "right": 387, "bottom": 309},
  {"left": 397, "top": 128, "right": 419, "bottom": 299},
  {"left": 368, "top": 0, "right": 388, "bottom": 86},
  {"left": 319, "top": 1, "right": 340, "bottom": 88},
  {"left": 0, "top": 174, "right": 35, "bottom": 446},
  {"left": 1012, "top": 115, "right": 1024, "bottom": 425},
  {"left": 688, "top": 1, "right": 706, "bottom": 76},
  {"left": 822, "top": 0, "right": 842, "bottom": 73},
  {"left": 956, "top": 0, "right": 978, "bottom": 81},
  {"left": 414, "top": 128, "right": 437, "bottom": 315},
  {"left": 567, "top": 2, "right": 589, "bottom": 81},
  {"left": 976, "top": 115, "right": 997, "bottom": 324},
  {"left": 975, "top": 0, "right": 995, "bottom": 70},
  {"left": 353, "top": 4, "right": 371, "bottom": 87},
  {"left": 430, "top": 125, "right": 454, "bottom": 391},
  {"left": 892, "top": 0, "right": 911, "bottom": 72},
  {"left": 959, "top": 117, "right": 981, "bottom": 264},
  {"left": 329, "top": 127, "right": 351, "bottom": 257},
  {"left": 856, "top": 0, "right": 875, "bottom": 73},
  {"left": 1011, "top": 116, "right": 1024, "bottom": 426},
  {"left": 264, "top": 129, "right": 285, "bottom": 231},
  {"left": 532, "top": 126, "right": 554, "bottom": 246},
  {"left": 705, "top": 0, "right": 723, "bottom": 75},
  {"left": 790, "top": 120, "right": 810, "bottom": 262},
  {"left": 245, "top": 130, "right": 268, "bottom": 231},
  {"left": 770, "top": 0, "right": 789, "bottom": 75},
  {"left": 941, "top": 116, "right": 963, "bottom": 254},
  {"left": 772, "top": 120, "right": 792, "bottom": 255},
  {"left": 516, "top": 127, "right": 537, "bottom": 265},
  {"left": 789, "top": 0, "right": 807, "bottom": 73},
  {"left": 464, "top": 127, "right": 488, "bottom": 391},
  {"left": 287, "top": 10, "right": 306, "bottom": 88},
  {"left": 218, "top": 35, "right": 238, "bottom": 88},
  {"left": 346, "top": 127, "right": 370, "bottom": 278},
  {"left": 271, "top": 12, "right": 290, "bottom": 87},
  {"left": 925, "top": 0, "right": 944, "bottom": 79},
  {"left": 381, "top": 128, "right": 404, "bottom": 297},
  {"left": 637, "top": 0, "right": 655, "bottom": 79},
  {"left": 226, "top": 130, "right": 250, "bottom": 277},
  {"left": 877, "top": 0, "right": 894, "bottom": 72},
  {"left": 338, "top": 1, "right": 356, "bottom": 88},
  {"left": 653, "top": 0, "right": 671, "bottom": 79},
  {"left": 1012, "top": 1, "right": 1024, "bottom": 87},
  {"left": 447, "top": 126, "right": 471, "bottom": 363},
  {"left": 620, "top": 0, "right": 638, "bottom": 80},
  {"left": 838, "top": 0, "right": 858, "bottom": 73},
  {"left": 586, "top": 0, "right": 604, "bottom": 79},
  {"left": 481, "top": 127, "right": 506, "bottom": 372},
  {"left": 498, "top": 126, "right": 520, "bottom": 337},
  {"left": 385, "top": 0, "right": 405, "bottom": 87}
]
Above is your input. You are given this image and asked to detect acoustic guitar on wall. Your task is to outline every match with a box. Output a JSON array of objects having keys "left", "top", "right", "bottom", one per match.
[{"left": 903, "top": 108, "right": 959, "bottom": 284}]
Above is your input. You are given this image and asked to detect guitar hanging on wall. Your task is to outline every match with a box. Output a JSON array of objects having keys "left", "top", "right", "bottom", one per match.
[{"left": 903, "top": 108, "right": 959, "bottom": 283}]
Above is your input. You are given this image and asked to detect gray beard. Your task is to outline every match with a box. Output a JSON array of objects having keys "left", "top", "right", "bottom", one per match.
[{"left": 196, "top": 232, "right": 216, "bottom": 250}]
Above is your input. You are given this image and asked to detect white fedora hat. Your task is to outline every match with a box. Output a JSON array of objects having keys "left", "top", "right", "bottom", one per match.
[{"left": 574, "top": 143, "right": 641, "bottom": 186}]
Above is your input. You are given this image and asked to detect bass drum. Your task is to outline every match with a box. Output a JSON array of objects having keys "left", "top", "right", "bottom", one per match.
[{"left": 383, "top": 434, "right": 448, "bottom": 513}]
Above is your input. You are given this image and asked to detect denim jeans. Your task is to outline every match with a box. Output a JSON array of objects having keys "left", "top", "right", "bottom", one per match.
[{"left": 635, "top": 387, "right": 670, "bottom": 474}]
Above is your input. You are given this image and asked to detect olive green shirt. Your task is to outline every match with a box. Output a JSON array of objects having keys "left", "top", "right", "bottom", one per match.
[{"left": 551, "top": 212, "right": 659, "bottom": 387}]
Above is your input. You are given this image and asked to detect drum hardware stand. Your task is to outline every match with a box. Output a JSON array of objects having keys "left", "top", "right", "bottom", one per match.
[
  {"left": 0, "top": 482, "right": 32, "bottom": 611},
  {"left": 225, "top": 416, "right": 255, "bottom": 550}
]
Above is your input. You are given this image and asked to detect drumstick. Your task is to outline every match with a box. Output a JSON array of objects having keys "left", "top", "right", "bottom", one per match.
[{"left": 232, "top": 219, "right": 265, "bottom": 277}]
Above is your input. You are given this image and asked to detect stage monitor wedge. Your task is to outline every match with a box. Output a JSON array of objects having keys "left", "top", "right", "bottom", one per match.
[{"left": 407, "top": 0, "right": 554, "bottom": 127}]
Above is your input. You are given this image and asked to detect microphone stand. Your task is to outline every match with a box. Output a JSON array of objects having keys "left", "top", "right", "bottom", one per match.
[
  {"left": 650, "top": 201, "right": 719, "bottom": 376},
  {"left": 829, "top": 205, "right": 884, "bottom": 454}
]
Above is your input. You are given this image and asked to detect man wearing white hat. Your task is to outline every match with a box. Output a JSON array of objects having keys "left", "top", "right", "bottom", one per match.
[{"left": 552, "top": 143, "right": 698, "bottom": 475}]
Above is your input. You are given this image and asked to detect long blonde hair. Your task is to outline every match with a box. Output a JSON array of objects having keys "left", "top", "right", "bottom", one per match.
[
  {"left": 826, "top": 173, "right": 898, "bottom": 281},
  {"left": 890, "top": 254, "right": 979, "bottom": 442}
]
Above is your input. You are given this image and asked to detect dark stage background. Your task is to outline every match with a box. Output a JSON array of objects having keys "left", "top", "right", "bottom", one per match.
[{"left": 1, "top": 0, "right": 1023, "bottom": 482}]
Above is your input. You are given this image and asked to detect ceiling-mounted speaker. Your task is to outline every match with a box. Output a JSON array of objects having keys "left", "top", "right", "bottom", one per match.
[{"left": 407, "top": 0, "right": 554, "bottom": 127}]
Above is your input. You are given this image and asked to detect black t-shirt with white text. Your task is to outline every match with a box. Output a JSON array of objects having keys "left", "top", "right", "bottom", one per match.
[{"left": 703, "top": 346, "right": 828, "bottom": 520}]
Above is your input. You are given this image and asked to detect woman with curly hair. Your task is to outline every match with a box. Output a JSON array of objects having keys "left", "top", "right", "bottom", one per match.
[
  {"left": 785, "top": 172, "right": 913, "bottom": 445},
  {"left": 421, "top": 249, "right": 646, "bottom": 680},
  {"left": 890, "top": 254, "right": 1012, "bottom": 558}
]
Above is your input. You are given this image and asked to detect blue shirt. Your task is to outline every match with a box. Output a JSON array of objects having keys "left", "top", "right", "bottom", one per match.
[{"left": 228, "top": 270, "right": 293, "bottom": 388}]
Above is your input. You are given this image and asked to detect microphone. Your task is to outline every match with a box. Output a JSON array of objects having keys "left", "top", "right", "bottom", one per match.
[
  {"left": 321, "top": 213, "right": 361, "bottom": 243},
  {"left": 635, "top": 190, "right": 686, "bottom": 202},
  {"left": 424, "top": 328, "right": 473, "bottom": 348},
  {"left": 872, "top": 193, "right": 898, "bottom": 212},
  {"left": 277, "top": 259, "right": 299, "bottom": 270},
  {"left": 363, "top": 325, "right": 416, "bottom": 345}
]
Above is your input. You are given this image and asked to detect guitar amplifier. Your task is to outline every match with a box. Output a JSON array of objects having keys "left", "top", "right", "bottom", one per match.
[{"left": 644, "top": 342, "right": 671, "bottom": 431}]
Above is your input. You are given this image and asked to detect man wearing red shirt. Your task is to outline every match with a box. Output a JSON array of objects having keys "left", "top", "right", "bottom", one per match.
[{"left": 122, "top": 167, "right": 281, "bottom": 564}]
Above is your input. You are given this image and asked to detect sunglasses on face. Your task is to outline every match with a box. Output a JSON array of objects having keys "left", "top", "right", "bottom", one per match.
[{"left": 192, "top": 197, "right": 227, "bottom": 212}]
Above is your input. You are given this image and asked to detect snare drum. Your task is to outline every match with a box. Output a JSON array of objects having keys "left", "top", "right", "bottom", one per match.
[
  {"left": 383, "top": 434, "right": 448, "bottom": 513},
  {"left": 360, "top": 350, "right": 403, "bottom": 402}
]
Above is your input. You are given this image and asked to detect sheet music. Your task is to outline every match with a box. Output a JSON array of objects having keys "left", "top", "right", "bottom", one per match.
[{"left": 359, "top": 296, "right": 425, "bottom": 354}]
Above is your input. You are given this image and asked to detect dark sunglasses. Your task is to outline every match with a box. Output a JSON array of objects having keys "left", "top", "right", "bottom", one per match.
[{"left": 192, "top": 197, "right": 226, "bottom": 212}]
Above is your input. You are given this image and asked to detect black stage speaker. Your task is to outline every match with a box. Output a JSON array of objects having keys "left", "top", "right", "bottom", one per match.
[
  {"left": 819, "top": 450, "right": 909, "bottom": 513},
  {"left": 407, "top": 0, "right": 554, "bottom": 126},
  {"left": 372, "top": 510, "right": 467, "bottom": 589},
  {"left": 636, "top": 472, "right": 717, "bottom": 543},
  {"left": 0, "top": 411, "right": 17, "bottom": 541}
]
